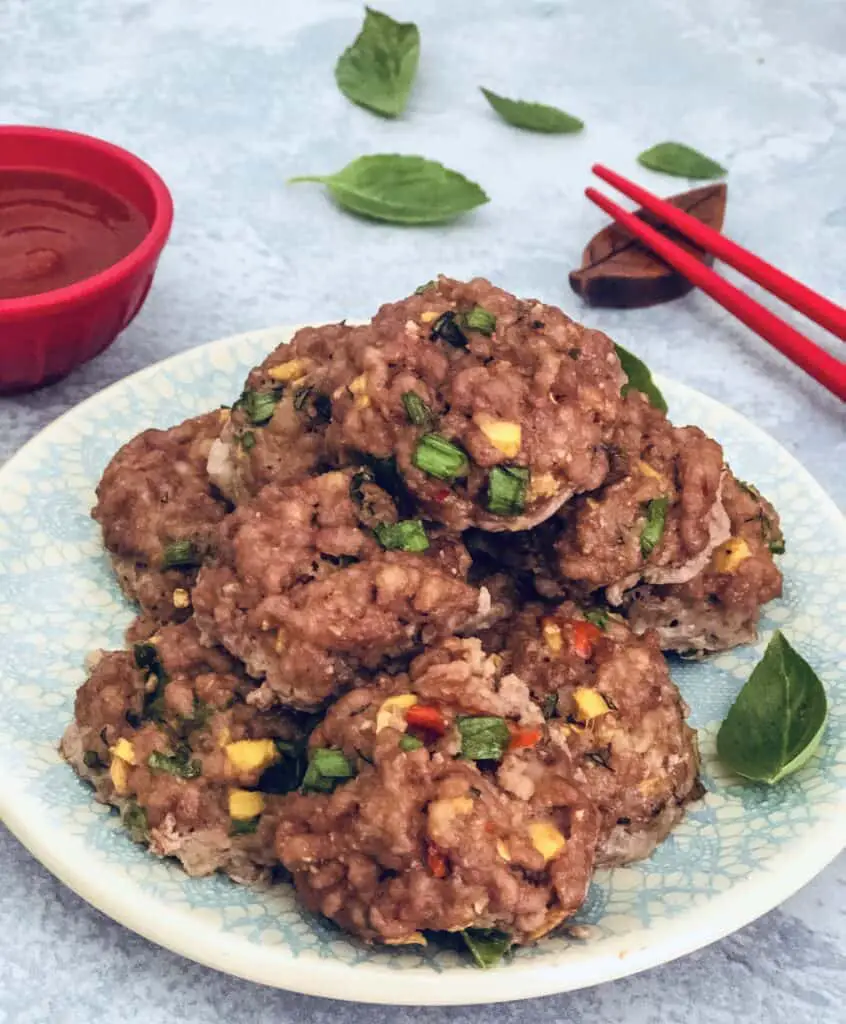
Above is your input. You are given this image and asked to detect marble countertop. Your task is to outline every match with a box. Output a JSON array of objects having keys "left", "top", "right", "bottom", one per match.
[{"left": 1, "top": 0, "right": 843, "bottom": 1020}]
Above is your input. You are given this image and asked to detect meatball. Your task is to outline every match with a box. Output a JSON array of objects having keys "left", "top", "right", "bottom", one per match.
[
  {"left": 507, "top": 604, "right": 701, "bottom": 865},
  {"left": 191, "top": 470, "right": 485, "bottom": 710},
  {"left": 93, "top": 411, "right": 229, "bottom": 624},
  {"left": 60, "top": 619, "right": 302, "bottom": 882},
  {"left": 623, "top": 471, "right": 784, "bottom": 653},
  {"left": 275, "top": 742, "right": 599, "bottom": 946}
]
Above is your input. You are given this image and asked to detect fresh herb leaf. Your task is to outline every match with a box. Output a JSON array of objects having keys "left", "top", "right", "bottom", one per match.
[
  {"left": 480, "top": 88, "right": 583, "bottom": 134},
  {"left": 614, "top": 344, "right": 668, "bottom": 413},
  {"left": 230, "top": 816, "right": 260, "bottom": 836},
  {"left": 414, "top": 279, "right": 436, "bottom": 295},
  {"left": 542, "top": 693, "right": 559, "bottom": 720},
  {"left": 122, "top": 802, "right": 149, "bottom": 843},
  {"left": 374, "top": 519, "right": 429, "bottom": 552},
  {"left": 637, "top": 142, "right": 726, "bottom": 180},
  {"left": 289, "top": 155, "right": 489, "bottom": 225},
  {"left": 716, "top": 631, "right": 828, "bottom": 784},
  {"left": 462, "top": 928, "right": 512, "bottom": 969},
  {"left": 148, "top": 749, "right": 202, "bottom": 779},
  {"left": 430, "top": 310, "right": 469, "bottom": 348},
  {"left": 640, "top": 497, "right": 669, "bottom": 556},
  {"left": 413, "top": 434, "right": 470, "bottom": 481},
  {"left": 457, "top": 715, "right": 510, "bottom": 761},
  {"left": 335, "top": 7, "right": 420, "bottom": 118},
  {"left": 401, "top": 391, "right": 434, "bottom": 427},
  {"left": 399, "top": 733, "right": 424, "bottom": 752},
  {"left": 584, "top": 608, "right": 609, "bottom": 630},
  {"left": 461, "top": 305, "right": 496, "bottom": 335},
  {"left": 240, "top": 430, "right": 257, "bottom": 451},
  {"left": 301, "top": 748, "right": 355, "bottom": 794},
  {"left": 161, "top": 540, "right": 202, "bottom": 571},
  {"left": 235, "top": 388, "right": 281, "bottom": 426},
  {"left": 486, "top": 466, "right": 529, "bottom": 516}
]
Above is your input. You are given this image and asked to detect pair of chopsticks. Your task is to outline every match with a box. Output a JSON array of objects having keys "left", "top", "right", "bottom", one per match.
[{"left": 586, "top": 164, "right": 846, "bottom": 402}]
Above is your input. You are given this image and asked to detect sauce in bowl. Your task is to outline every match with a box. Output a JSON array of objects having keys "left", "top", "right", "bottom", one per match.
[{"left": 0, "top": 169, "right": 148, "bottom": 300}]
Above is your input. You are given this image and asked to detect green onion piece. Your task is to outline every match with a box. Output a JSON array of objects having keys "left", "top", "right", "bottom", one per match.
[
  {"left": 412, "top": 434, "right": 469, "bottom": 481},
  {"left": 374, "top": 519, "right": 429, "bottom": 553},
  {"left": 462, "top": 929, "right": 512, "bottom": 969},
  {"left": 230, "top": 816, "right": 260, "bottom": 836},
  {"left": 301, "top": 748, "right": 355, "bottom": 794},
  {"left": 161, "top": 540, "right": 202, "bottom": 571},
  {"left": 640, "top": 497, "right": 669, "bottom": 556},
  {"left": 401, "top": 391, "right": 434, "bottom": 427},
  {"left": 240, "top": 430, "right": 256, "bottom": 451},
  {"left": 485, "top": 466, "right": 529, "bottom": 516},
  {"left": 399, "top": 734, "right": 424, "bottom": 752},
  {"left": 236, "top": 388, "right": 281, "bottom": 426},
  {"left": 584, "top": 608, "right": 609, "bottom": 630},
  {"left": 457, "top": 715, "right": 510, "bottom": 761},
  {"left": 147, "top": 750, "right": 202, "bottom": 779},
  {"left": 462, "top": 306, "right": 496, "bottom": 335}
]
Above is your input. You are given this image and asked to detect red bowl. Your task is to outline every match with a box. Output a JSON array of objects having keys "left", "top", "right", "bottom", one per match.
[{"left": 0, "top": 126, "right": 173, "bottom": 392}]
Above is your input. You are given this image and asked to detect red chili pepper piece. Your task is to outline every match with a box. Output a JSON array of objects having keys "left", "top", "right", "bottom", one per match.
[
  {"left": 406, "top": 704, "right": 447, "bottom": 735},
  {"left": 426, "top": 842, "right": 448, "bottom": 878},
  {"left": 507, "top": 725, "right": 542, "bottom": 752},
  {"left": 569, "top": 620, "right": 602, "bottom": 660},
  {"left": 432, "top": 487, "right": 451, "bottom": 503}
]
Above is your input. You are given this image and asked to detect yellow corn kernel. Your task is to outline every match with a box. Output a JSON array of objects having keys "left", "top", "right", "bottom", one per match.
[
  {"left": 428, "top": 796, "right": 474, "bottom": 835},
  {"left": 228, "top": 788, "right": 266, "bottom": 820},
  {"left": 528, "top": 822, "right": 567, "bottom": 863},
  {"left": 573, "top": 688, "right": 610, "bottom": 722},
  {"left": 528, "top": 472, "right": 559, "bottom": 501},
  {"left": 542, "top": 619, "right": 563, "bottom": 654},
  {"left": 354, "top": 394, "right": 371, "bottom": 410},
  {"left": 496, "top": 839, "right": 511, "bottom": 862},
  {"left": 384, "top": 932, "right": 428, "bottom": 946},
  {"left": 474, "top": 414, "right": 522, "bottom": 458},
  {"left": 110, "top": 738, "right": 136, "bottom": 765},
  {"left": 110, "top": 757, "right": 130, "bottom": 795},
  {"left": 274, "top": 629, "right": 286, "bottom": 653},
  {"left": 375, "top": 693, "right": 419, "bottom": 734},
  {"left": 217, "top": 725, "right": 232, "bottom": 749},
  {"left": 267, "top": 359, "right": 309, "bottom": 382},
  {"left": 172, "top": 588, "right": 191, "bottom": 609},
  {"left": 639, "top": 776, "right": 665, "bottom": 796},
  {"left": 712, "top": 537, "right": 751, "bottom": 574},
  {"left": 638, "top": 460, "right": 666, "bottom": 486},
  {"left": 225, "top": 739, "right": 278, "bottom": 773},
  {"left": 348, "top": 374, "right": 368, "bottom": 394},
  {"left": 420, "top": 310, "right": 439, "bottom": 323}
]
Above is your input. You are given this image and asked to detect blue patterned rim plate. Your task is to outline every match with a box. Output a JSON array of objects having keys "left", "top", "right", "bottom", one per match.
[{"left": 1, "top": 326, "right": 844, "bottom": 1006}]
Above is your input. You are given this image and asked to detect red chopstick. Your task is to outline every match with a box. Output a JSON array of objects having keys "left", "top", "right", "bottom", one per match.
[
  {"left": 584, "top": 183, "right": 846, "bottom": 402},
  {"left": 593, "top": 163, "right": 846, "bottom": 342}
]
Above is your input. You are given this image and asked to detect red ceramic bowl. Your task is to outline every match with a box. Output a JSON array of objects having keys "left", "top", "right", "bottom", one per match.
[{"left": 0, "top": 126, "right": 173, "bottom": 392}]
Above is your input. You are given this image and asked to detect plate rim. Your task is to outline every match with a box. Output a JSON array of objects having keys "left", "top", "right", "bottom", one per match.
[{"left": 2, "top": 324, "right": 845, "bottom": 1005}]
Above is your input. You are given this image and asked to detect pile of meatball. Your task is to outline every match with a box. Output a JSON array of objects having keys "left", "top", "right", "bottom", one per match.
[{"left": 62, "top": 278, "right": 783, "bottom": 956}]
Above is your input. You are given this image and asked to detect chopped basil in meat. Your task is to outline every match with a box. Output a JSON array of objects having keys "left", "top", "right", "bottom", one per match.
[
  {"left": 374, "top": 519, "right": 429, "bottom": 552},
  {"left": 485, "top": 465, "right": 529, "bottom": 516},
  {"left": 121, "top": 802, "right": 149, "bottom": 843},
  {"left": 161, "top": 539, "right": 202, "bottom": 571},
  {"left": 430, "top": 310, "right": 469, "bottom": 348},
  {"left": 401, "top": 391, "right": 434, "bottom": 427},
  {"left": 399, "top": 734, "right": 424, "bottom": 752},
  {"left": 412, "top": 434, "right": 470, "bottom": 481},
  {"left": 584, "top": 608, "right": 609, "bottom": 630},
  {"left": 461, "top": 305, "right": 496, "bottom": 335},
  {"left": 457, "top": 715, "right": 510, "bottom": 761},
  {"left": 230, "top": 816, "right": 260, "bottom": 836},
  {"left": 462, "top": 928, "right": 512, "bottom": 969},
  {"left": 301, "top": 748, "right": 355, "bottom": 793},
  {"left": 414, "top": 279, "right": 436, "bottom": 295},
  {"left": 640, "top": 497, "right": 669, "bottom": 556},
  {"left": 240, "top": 430, "right": 257, "bottom": 451},
  {"left": 235, "top": 387, "right": 281, "bottom": 426},
  {"left": 147, "top": 749, "right": 202, "bottom": 779}
]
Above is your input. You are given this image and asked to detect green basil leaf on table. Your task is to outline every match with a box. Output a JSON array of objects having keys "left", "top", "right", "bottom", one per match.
[
  {"left": 462, "top": 928, "right": 513, "bottom": 969},
  {"left": 717, "top": 631, "right": 828, "bottom": 784},
  {"left": 480, "top": 88, "right": 583, "bottom": 134},
  {"left": 457, "top": 715, "right": 510, "bottom": 761},
  {"left": 335, "top": 7, "right": 420, "bottom": 118},
  {"left": 289, "top": 155, "right": 489, "bottom": 225},
  {"left": 640, "top": 497, "right": 669, "bottom": 556},
  {"left": 614, "top": 343, "right": 668, "bottom": 413},
  {"left": 637, "top": 142, "right": 726, "bottom": 180}
]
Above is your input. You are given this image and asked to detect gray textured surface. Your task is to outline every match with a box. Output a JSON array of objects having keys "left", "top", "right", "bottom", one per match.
[{"left": 0, "top": 0, "right": 844, "bottom": 1019}]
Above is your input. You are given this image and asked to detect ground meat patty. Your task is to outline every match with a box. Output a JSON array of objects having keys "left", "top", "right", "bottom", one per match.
[
  {"left": 506, "top": 604, "right": 701, "bottom": 865},
  {"left": 205, "top": 324, "right": 350, "bottom": 502},
  {"left": 60, "top": 619, "right": 302, "bottom": 882},
  {"left": 191, "top": 470, "right": 484, "bottom": 709},
  {"left": 93, "top": 411, "right": 229, "bottom": 623},
  {"left": 275, "top": 741, "right": 599, "bottom": 946},
  {"left": 623, "top": 471, "right": 784, "bottom": 654}
]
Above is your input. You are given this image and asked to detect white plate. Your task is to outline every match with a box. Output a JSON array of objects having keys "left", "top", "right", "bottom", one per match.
[{"left": 1, "top": 326, "right": 844, "bottom": 1005}]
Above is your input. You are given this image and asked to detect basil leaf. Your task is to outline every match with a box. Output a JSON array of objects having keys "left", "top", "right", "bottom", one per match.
[
  {"left": 480, "top": 88, "right": 583, "bottom": 134},
  {"left": 457, "top": 715, "right": 510, "bottom": 761},
  {"left": 374, "top": 519, "right": 429, "bottom": 552},
  {"left": 235, "top": 388, "right": 281, "bottom": 426},
  {"left": 161, "top": 539, "right": 202, "bottom": 571},
  {"left": 461, "top": 306, "right": 496, "bottom": 335},
  {"left": 637, "top": 142, "right": 726, "bottom": 180},
  {"left": 230, "top": 816, "right": 260, "bottom": 836},
  {"left": 462, "top": 928, "right": 512, "bottom": 969},
  {"left": 717, "top": 632, "right": 828, "bottom": 784},
  {"left": 301, "top": 748, "right": 355, "bottom": 793},
  {"left": 240, "top": 430, "right": 256, "bottom": 452},
  {"left": 640, "top": 497, "right": 669, "bottom": 556},
  {"left": 148, "top": 749, "right": 202, "bottom": 779},
  {"left": 335, "top": 7, "right": 420, "bottom": 118},
  {"left": 614, "top": 344, "right": 668, "bottom": 413},
  {"left": 121, "top": 802, "right": 149, "bottom": 843},
  {"left": 290, "top": 155, "right": 489, "bottom": 225}
]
